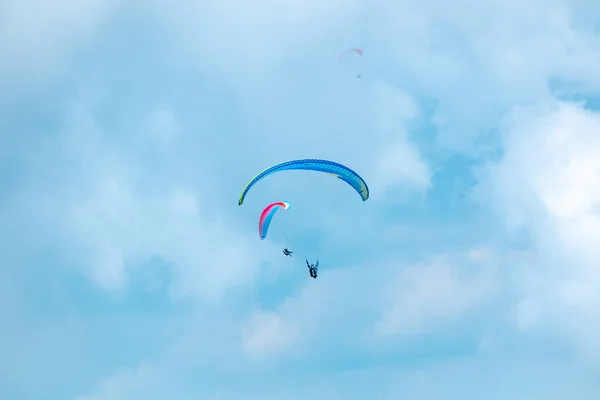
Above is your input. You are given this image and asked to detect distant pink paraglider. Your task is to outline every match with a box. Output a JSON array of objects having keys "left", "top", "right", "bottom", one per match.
[{"left": 338, "top": 48, "right": 363, "bottom": 63}]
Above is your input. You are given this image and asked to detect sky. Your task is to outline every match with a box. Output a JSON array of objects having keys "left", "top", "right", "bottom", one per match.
[{"left": 2, "top": 0, "right": 600, "bottom": 399}]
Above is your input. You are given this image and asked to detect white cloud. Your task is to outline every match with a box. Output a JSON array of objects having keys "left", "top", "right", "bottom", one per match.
[
  {"left": 374, "top": 253, "right": 497, "bottom": 338},
  {"left": 241, "top": 311, "right": 301, "bottom": 359},
  {"left": 239, "top": 250, "right": 498, "bottom": 361},
  {"left": 0, "top": 102, "right": 282, "bottom": 302},
  {"left": 368, "top": 84, "right": 432, "bottom": 198},
  {"left": 5, "top": 0, "right": 600, "bottom": 398},
  {"left": 238, "top": 278, "right": 332, "bottom": 359},
  {"left": 372, "top": 139, "right": 431, "bottom": 196},
  {"left": 478, "top": 101, "right": 600, "bottom": 357},
  {"left": 365, "top": 0, "right": 600, "bottom": 150}
]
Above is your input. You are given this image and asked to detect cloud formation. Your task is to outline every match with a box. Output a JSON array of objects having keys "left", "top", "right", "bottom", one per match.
[{"left": 2, "top": 0, "right": 600, "bottom": 399}]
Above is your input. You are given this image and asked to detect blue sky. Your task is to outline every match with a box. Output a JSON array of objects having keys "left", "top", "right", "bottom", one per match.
[{"left": 2, "top": 0, "right": 600, "bottom": 399}]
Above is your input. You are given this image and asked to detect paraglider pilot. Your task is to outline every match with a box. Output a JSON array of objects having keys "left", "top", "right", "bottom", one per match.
[
  {"left": 306, "top": 259, "right": 318, "bottom": 279},
  {"left": 283, "top": 247, "right": 293, "bottom": 256}
]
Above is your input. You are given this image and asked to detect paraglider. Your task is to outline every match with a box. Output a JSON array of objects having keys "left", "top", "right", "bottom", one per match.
[
  {"left": 258, "top": 201, "right": 294, "bottom": 257},
  {"left": 306, "top": 259, "right": 319, "bottom": 279},
  {"left": 338, "top": 48, "right": 363, "bottom": 62},
  {"left": 239, "top": 158, "right": 369, "bottom": 280},
  {"left": 258, "top": 201, "right": 290, "bottom": 240},
  {"left": 238, "top": 159, "right": 369, "bottom": 206},
  {"left": 339, "top": 48, "right": 363, "bottom": 78}
]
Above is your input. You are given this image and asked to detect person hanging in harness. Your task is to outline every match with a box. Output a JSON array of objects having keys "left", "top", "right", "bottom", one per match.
[
  {"left": 306, "top": 259, "right": 319, "bottom": 279},
  {"left": 283, "top": 247, "right": 293, "bottom": 257}
]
